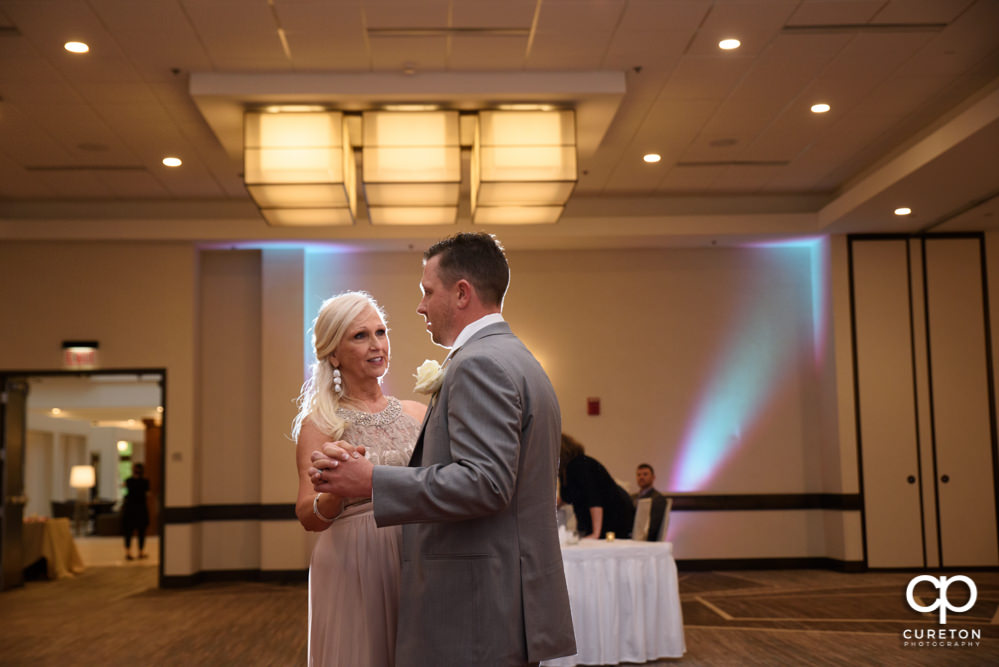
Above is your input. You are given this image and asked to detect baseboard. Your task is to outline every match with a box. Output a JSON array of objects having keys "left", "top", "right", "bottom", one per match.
[{"left": 676, "top": 557, "right": 866, "bottom": 572}]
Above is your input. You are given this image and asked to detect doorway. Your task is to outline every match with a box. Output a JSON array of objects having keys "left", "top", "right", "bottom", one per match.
[{"left": 1, "top": 370, "right": 165, "bottom": 591}]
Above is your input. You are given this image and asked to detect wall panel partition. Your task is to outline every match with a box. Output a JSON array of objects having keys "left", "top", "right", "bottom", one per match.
[
  {"left": 851, "top": 235, "right": 999, "bottom": 569},
  {"left": 923, "top": 238, "right": 999, "bottom": 567},
  {"left": 851, "top": 239, "right": 924, "bottom": 567}
]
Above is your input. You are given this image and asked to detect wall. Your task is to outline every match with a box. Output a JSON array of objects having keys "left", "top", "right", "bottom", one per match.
[
  {"left": 0, "top": 236, "right": 899, "bottom": 578},
  {"left": 0, "top": 241, "right": 197, "bottom": 577}
]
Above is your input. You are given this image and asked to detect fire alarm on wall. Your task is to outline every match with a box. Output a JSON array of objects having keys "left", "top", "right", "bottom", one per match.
[{"left": 586, "top": 397, "right": 600, "bottom": 416}]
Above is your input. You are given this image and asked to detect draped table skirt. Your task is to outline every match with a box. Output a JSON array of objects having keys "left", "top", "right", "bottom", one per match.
[
  {"left": 543, "top": 540, "right": 685, "bottom": 666},
  {"left": 22, "top": 517, "right": 85, "bottom": 579}
]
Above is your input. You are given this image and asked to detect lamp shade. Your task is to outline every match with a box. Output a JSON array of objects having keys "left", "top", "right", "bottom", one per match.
[
  {"left": 472, "top": 110, "right": 577, "bottom": 224},
  {"left": 362, "top": 111, "right": 460, "bottom": 225},
  {"left": 70, "top": 465, "right": 96, "bottom": 489},
  {"left": 244, "top": 110, "right": 356, "bottom": 226}
]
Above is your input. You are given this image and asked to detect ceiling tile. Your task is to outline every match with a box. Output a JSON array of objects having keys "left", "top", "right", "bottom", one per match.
[
  {"left": 786, "top": 0, "right": 884, "bottom": 26},
  {"left": 452, "top": 0, "right": 537, "bottom": 28},
  {"left": 526, "top": 31, "right": 611, "bottom": 69},
  {"left": 615, "top": 1, "right": 709, "bottom": 34},
  {"left": 872, "top": 0, "right": 975, "bottom": 24},
  {"left": 536, "top": 0, "right": 626, "bottom": 33},
  {"left": 603, "top": 30, "right": 687, "bottom": 70},
  {"left": 275, "top": 1, "right": 364, "bottom": 34},
  {"left": 658, "top": 55, "right": 755, "bottom": 101},
  {"left": 182, "top": 0, "right": 287, "bottom": 66},
  {"left": 449, "top": 36, "right": 528, "bottom": 70},
  {"left": 284, "top": 33, "right": 371, "bottom": 70},
  {"left": 369, "top": 36, "right": 447, "bottom": 70},
  {"left": 686, "top": 0, "right": 799, "bottom": 57},
  {"left": 363, "top": 1, "right": 450, "bottom": 29}
]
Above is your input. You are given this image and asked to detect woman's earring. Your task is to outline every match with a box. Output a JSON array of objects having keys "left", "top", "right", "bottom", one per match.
[{"left": 333, "top": 368, "right": 343, "bottom": 395}]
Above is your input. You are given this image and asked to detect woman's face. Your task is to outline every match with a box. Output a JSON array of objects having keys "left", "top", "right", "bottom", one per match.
[{"left": 329, "top": 305, "right": 390, "bottom": 385}]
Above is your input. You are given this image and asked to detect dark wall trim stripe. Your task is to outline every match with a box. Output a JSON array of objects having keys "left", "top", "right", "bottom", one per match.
[
  {"left": 161, "top": 569, "right": 308, "bottom": 588},
  {"left": 162, "top": 494, "right": 860, "bottom": 523},
  {"left": 669, "top": 493, "right": 861, "bottom": 511},
  {"left": 676, "top": 557, "right": 866, "bottom": 573},
  {"left": 162, "top": 504, "right": 296, "bottom": 523}
]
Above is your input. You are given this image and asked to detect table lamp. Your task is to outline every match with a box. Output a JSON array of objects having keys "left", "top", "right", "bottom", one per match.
[{"left": 69, "top": 465, "right": 95, "bottom": 536}]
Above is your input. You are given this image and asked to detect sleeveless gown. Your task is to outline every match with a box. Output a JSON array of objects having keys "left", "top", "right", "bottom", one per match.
[{"left": 308, "top": 397, "right": 420, "bottom": 667}]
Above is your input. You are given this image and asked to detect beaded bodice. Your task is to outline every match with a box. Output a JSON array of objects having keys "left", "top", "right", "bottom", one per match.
[{"left": 335, "top": 396, "right": 420, "bottom": 469}]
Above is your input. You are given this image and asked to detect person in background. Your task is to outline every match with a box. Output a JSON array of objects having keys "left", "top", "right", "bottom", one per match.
[
  {"left": 631, "top": 463, "right": 663, "bottom": 504},
  {"left": 122, "top": 462, "right": 150, "bottom": 560},
  {"left": 558, "top": 433, "right": 635, "bottom": 539}
]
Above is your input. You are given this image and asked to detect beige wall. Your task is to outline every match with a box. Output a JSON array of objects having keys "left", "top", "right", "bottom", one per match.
[{"left": 6, "top": 235, "right": 947, "bottom": 574}]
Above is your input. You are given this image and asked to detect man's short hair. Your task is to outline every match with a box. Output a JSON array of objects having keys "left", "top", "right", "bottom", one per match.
[
  {"left": 637, "top": 463, "right": 655, "bottom": 475},
  {"left": 425, "top": 232, "right": 510, "bottom": 307}
]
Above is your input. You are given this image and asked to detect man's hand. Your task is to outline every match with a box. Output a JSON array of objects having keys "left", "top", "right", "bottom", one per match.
[{"left": 310, "top": 440, "right": 373, "bottom": 498}]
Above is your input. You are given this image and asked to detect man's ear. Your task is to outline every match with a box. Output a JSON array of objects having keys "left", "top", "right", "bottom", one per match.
[{"left": 455, "top": 279, "right": 473, "bottom": 308}]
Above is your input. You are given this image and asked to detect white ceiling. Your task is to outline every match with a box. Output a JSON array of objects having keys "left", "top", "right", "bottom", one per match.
[{"left": 0, "top": 0, "right": 997, "bottom": 249}]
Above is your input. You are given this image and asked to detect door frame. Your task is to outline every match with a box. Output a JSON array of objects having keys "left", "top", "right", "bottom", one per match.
[{"left": 0, "top": 368, "right": 166, "bottom": 588}]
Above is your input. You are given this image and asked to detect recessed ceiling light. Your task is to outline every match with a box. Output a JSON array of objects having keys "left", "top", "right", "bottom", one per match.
[
  {"left": 64, "top": 41, "right": 89, "bottom": 54},
  {"left": 894, "top": 207, "right": 912, "bottom": 216},
  {"left": 643, "top": 153, "right": 662, "bottom": 163},
  {"left": 718, "top": 38, "right": 741, "bottom": 50},
  {"left": 162, "top": 156, "right": 182, "bottom": 167},
  {"left": 811, "top": 103, "right": 831, "bottom": 114}
]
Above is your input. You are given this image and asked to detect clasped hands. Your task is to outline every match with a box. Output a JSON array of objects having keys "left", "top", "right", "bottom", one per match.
[{"left": 310, "top": 440, "right": 374, "bottom": 498}]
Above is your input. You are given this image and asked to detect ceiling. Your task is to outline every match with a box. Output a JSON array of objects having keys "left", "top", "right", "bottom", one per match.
[
  {"left": 1, "top": 0, "right": 997, "bottom": 250},
  {"left": 27, "top": 374, "right": 163, "bottom": 429}
]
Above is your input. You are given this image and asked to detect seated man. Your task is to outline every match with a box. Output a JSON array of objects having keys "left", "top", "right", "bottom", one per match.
[
  {"left": 632, "top": 464, "right": 669, "bottom": 541},
  {"left": 631, "top": 463, "right": 662, "bottom": 503}
]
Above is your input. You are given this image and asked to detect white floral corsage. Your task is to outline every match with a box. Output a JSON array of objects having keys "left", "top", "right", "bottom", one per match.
[{"left": 413, "top": 359, "right": 446, "bottom": 395}]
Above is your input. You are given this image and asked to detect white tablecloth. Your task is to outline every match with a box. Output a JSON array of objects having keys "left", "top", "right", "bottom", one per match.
[{"left": 543, "top": 540, "right": 685, "bottom": 666}]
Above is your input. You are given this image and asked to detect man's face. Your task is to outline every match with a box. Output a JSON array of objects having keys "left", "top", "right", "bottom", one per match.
[
  {"left": 417, "top": 255, "right": 457, "bottom": 347},
  {"left": 636, "top": 467, "right": 654, "bottom": 490}
]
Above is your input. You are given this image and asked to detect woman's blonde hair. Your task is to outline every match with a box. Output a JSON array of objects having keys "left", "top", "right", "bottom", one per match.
[{"left": 291, "top": 291, "right": 387, "bottom": 441}]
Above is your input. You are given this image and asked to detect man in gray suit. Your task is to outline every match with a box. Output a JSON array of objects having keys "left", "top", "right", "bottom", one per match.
[{"left": 314, "top": 233, "right": 576, "bottom": 666}]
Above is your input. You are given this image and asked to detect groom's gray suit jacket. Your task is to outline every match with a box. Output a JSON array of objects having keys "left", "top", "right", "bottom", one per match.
[{"left": 373, "top": 322, "right": 576, "bottom": 666}]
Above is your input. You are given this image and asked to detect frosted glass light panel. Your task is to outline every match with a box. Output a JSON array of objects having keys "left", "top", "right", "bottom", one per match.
[
  {"left": 362, "top": 111, "right": 460, "bottom": 223},
  {"left": 244, "top": 110, "right": 356, "bottom": 225},
  {"left": 472, "top": 110, "right": 576, "bottom": 224}
]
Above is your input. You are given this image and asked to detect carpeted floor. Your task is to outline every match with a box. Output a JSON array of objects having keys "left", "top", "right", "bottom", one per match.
[{"left": 1, "top": 565, "right": 996, "bottom": 666}]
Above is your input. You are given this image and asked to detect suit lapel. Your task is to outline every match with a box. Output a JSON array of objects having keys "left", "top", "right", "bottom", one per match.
[{"left": 407, "top": 323, "right": 512, "bottom": 467}]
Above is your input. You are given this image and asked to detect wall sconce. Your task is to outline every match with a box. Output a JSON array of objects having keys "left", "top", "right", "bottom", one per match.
[
  {"left": 243, "top": 110, "right": 356, "bottom": 226},
  {"left": 362, "top": 111, "right": 460, "bottom": 225},
  {"left": 472, "top": 110, "right": 577, "bottom": 224}
]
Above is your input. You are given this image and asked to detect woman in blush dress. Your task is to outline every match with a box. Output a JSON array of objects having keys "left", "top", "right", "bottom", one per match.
[{"left": 292, "top": 291, "right": 426, "bottom": 667}]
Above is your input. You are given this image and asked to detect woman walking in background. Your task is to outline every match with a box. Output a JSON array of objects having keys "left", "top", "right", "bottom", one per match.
[{"left": 122, "top": 462, "right": 150, "bottom": 560}]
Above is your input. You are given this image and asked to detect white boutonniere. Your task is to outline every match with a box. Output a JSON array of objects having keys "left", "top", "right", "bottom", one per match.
[{"left": 413, "top": 359, "right": 446, "bottom": 395}]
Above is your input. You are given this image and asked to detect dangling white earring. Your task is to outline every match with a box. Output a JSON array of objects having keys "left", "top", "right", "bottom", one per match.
[{"left": 333, "top": 368, "right": 343, "bottom": 395}]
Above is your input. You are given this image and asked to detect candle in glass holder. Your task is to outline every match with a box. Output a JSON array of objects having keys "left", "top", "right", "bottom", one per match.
[{"left": 605, "top": 531, "right": 615, "bottom": 542}]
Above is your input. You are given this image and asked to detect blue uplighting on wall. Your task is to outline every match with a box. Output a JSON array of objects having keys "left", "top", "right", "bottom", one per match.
[{"left": 668, "top": 238, "right": 828, "bottom": 491}]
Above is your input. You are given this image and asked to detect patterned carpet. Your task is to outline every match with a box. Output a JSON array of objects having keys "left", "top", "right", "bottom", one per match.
[{"left": 0, "top": 565, "right": 996, "bottom": 666}]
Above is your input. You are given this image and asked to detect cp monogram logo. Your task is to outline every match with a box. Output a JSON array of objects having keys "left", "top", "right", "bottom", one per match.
[{"left": 906, "top": 575, "right": 978, "bottom": 624}]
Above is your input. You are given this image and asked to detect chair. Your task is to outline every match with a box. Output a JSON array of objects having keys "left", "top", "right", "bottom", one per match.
[
  {"left": 650, "top": 497, "right": 673, "bottom": 542},
  {"left": 631, "top": 497, "right": 652, "bottom": 541}
]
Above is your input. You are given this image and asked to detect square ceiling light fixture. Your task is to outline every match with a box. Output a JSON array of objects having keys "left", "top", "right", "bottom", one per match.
[
  {"left": 472, "top": 110, "right": 576, "bottom": 224},
  {"left": 243, "top": 109, "right": 356, "bottom": 226},
  {"left": 362, "top": 110, "right": 460, "bottom": 225}
]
